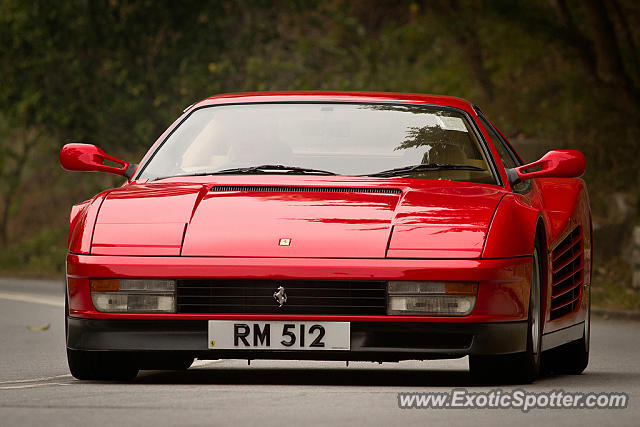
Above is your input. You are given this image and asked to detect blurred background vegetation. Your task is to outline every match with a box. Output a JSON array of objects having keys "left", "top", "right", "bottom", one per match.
[{"left": 1, "top": 0, "right": 639, "bottom": 308}]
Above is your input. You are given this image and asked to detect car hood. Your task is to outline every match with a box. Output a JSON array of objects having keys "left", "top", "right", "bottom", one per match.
[{"left": 91, "top": 179, "right": 505, "bottom": 258}]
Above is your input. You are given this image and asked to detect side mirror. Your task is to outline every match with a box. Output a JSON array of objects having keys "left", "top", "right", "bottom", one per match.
[
  {"left": 59, "top": 143, "right": 137, "bottom": 178},
  {"left": 506, "top": 150, "right": 585, "bottom": 185}
]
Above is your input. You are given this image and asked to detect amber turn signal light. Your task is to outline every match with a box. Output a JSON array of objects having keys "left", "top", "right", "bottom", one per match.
[
  {"left": 90, "top": 279, "right": 120, "bottom": 292},
  {"left": 445, "top": 282, "right": 478, "bottom": 295}
]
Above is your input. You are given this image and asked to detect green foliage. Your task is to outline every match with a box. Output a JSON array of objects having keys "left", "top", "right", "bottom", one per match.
[
  {"left": 0, "top": 226, "right": 67, "bottom": 276},
  {"left": 592, "top": 256, "right": 640, "bottom": 311},
  {"left": 0, "top": 0, "right": 639, "bottom": 276}
]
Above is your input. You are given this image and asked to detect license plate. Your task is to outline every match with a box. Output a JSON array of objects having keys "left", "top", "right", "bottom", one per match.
[{"left": 207, "top": 321, "right": 350, "bottom": 350}]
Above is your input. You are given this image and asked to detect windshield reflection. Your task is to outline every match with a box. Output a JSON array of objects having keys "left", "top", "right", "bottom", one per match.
[{"left": 138, "top": 103, "right": 495, "bottom": 184}]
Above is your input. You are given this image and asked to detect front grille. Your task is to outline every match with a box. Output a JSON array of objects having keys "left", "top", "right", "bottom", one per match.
[
  {"left": 550, "top": 226, "right": 584, "bottom": 320},
  {"left": 176, "top": 279, "right": 388, "bottom": 315}
]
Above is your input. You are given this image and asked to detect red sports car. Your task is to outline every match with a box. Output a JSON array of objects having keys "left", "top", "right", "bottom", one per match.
[{"left": 60, "top": 91, "right": 591, "bottom": 383}]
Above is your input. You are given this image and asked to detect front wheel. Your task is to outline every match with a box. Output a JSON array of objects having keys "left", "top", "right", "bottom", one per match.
[
  {"left": 67, "top": 349, "right": 139, "bottom": 381},
  {"left": 66, "top": 288, "right": 139, "bottom": 381},
  {"left": 469, "top": 246, "right": 543, "bottom": 384}
]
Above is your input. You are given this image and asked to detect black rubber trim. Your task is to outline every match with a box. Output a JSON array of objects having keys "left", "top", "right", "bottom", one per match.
[
  {"left": 505, "top": 168, "right": 521, "bottom": 186},
  {"left": 67, "top": 317, "right": 527, "bottom": 361},
  {"left": 123, "top": 163, "right": 138, "bottom": 179},
  {"left": 209, "top": 185, "right": 402, "bottom": 194}
]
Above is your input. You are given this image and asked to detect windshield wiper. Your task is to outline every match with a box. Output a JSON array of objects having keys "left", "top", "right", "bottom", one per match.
[
  {"left": 152, "top": 164, "right": 337, "bottom": 180},
  {"left": 212, "top": 164, "right": 337, "bottom": 175},
  {"left": 365, "top": 163, "right": 486, "bottom": 177}
]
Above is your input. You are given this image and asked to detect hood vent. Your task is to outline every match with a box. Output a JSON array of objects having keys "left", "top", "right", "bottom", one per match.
[
  {"left": 550, "top": 225, "right": 584, "bottom": 320},
  {"left": 210, "top": 185, "right": 402, "bottom": 194}
]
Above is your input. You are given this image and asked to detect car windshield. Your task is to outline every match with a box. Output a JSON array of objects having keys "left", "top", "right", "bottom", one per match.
[{"left": 137, "top": 103, "right": 497, "bottom": 184}]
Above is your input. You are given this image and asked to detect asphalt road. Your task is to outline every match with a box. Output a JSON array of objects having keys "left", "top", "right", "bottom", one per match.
[{"left": 0, "top": 278, "right": 638, "bottom": 427}]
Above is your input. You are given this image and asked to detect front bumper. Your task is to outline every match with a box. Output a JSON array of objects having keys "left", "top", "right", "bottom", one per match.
[
  {"left": 67, "top": 317, "right": 528, "bottom": 360},
  {"left": 66, "top": 254, "right": 532, "bottom": 360}
]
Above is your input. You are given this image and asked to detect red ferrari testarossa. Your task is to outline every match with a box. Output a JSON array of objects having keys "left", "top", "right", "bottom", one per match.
[{"left": 60, "top": 91, "right": 591, "bottom": 383}]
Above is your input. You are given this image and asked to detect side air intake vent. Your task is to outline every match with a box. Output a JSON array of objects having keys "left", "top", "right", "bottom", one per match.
[
  {"left": 210, "top": 186, "right": 402, "bottom": 194},
  {"left": 550, "top": 225, "right": 584, "bottom": 320}
]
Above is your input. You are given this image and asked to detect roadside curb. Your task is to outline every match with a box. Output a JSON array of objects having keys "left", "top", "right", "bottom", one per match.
[{"left": 592, "top": 306, "right": 640, "bottom": 321}]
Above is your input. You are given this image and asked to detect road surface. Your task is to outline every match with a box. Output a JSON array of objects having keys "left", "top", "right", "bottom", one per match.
[{"left": 0, "top": 278, "right": 638, "bottom": 426}]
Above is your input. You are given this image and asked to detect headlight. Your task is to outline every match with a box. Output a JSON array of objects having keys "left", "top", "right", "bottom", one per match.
[
  {"left": 90, "top": 279, "right": 176, "bottom": 313},
  {"left": 387, "top": 281, "right": 477, "bottom": 316}
]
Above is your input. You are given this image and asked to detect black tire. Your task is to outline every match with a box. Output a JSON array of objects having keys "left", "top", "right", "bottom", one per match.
[
  {"left": 67, "top": 348, "right": 139, "bottom": 381},
  {"left": 543, "top": 287, "right": 590, "bottom": 375},
  {"left": 470, "top": 246, "right": 543, "bottom": 384},
  {"left": 65, "top": 284, "right": 138, "bottom": 381},
  {"left": 64, "top": 293, "right": 68, "bottom": 341}
]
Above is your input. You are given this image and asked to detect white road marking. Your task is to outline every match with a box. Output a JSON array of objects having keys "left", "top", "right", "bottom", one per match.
[
  {"left": 0, "top": 292, "right": 64, "bottom": 307},
  {"left": 0, "top": 382, "right": 72, "bottom": 390},
  {"left": 0, "top": 374, "right": 72, "bottom": 385}
]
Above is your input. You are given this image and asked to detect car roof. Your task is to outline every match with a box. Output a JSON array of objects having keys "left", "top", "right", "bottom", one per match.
[{"left": 194, "top": 91, "right": 475, "bottom": 112}]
